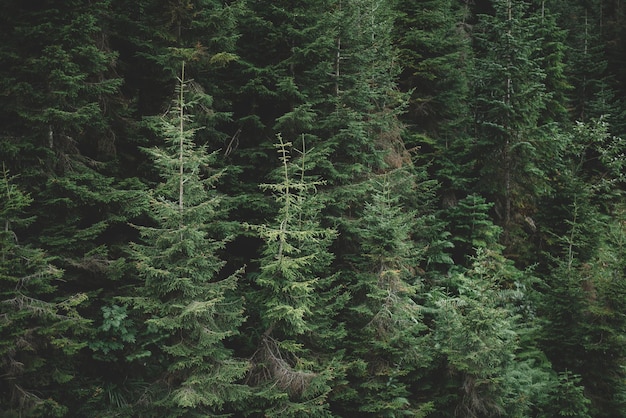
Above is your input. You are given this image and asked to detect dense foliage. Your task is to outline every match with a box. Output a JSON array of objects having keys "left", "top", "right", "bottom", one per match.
[{"left": 2, "top": 0, "right": 626, "bottom": 416}]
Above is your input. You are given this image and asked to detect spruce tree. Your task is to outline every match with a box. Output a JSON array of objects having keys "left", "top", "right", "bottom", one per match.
[
  {"left": 0, "top": 166, "right": 89, "bottom": 417},
  {"left": 470, "top": 0, "right": 553, "bottom": 255},
  {"left": 0, "top": 2, "right": 141, "bottom": 412},
  {"left": 331, "top": 170, "right": 435, "bottom": 417},
  {"left": 123, "top": 63, "right": 249, "bottom": 416},
  {"left": 538, "top": 119, "right": 626, "bottom": 417},
  {"left": 393, "top": 0, "right": 475, "bottom": 196},
  {"left": 552, "top": 0, "right": 622, "bottom": 125},
  {"left": 431, "top": 247, "right": 553, "bottom": 418},
  {"left": 442, "top": 193, "right": 501, "bottom": 265}
]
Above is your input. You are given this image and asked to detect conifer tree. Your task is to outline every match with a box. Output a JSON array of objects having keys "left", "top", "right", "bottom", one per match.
[
  {"left": 538, "top": 119, "right": 626, "bottom": 417},
  {"left": 243, "top": 135, "right": 341, "bottom": 417},
  {"left": 320, "top": 0, "right": 406, "bottom": 184},
  {"left": 442, "top": 193, "right": 501, "bottom": 265},
  {"left": 393, "top": 0, "right": 475, "bottom": 196},
  {"left": 223, "top": 0, "right": 339, "bottom": 230},
  {"left": 123, "top": 63, "right": 249, "bottom": 416},
  {"left": 431, "top": 247, "right": 553, "bottom": 418},
  {"left": 0, "top": 166, "right": 89, "bottom": 417},
  {"left": 552, "top": 0, "right": 622, "bottom": 125},
  {"left": 328, "top": 169, "right": 437, "bottom": 417},
  {"left": 470, "top": 0, "right": 553, "bottom": 254},
  {"left": 0, "top": 2, "right": 142, "bottom": 412},
  {"left": 531, "top": 0, "right": 571, "bottom": 125}
]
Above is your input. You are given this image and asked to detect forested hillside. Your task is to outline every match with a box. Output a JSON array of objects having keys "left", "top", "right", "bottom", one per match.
[{"left": 2, "top": 0, "right": 626, "bottom": 416}]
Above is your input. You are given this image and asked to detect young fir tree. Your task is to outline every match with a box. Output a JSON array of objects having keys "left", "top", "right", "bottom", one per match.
[
  {"left": 0, "top": 166, "right": 89, "bottom": 417},
  {"left": 108, "top": 0, "right": 245, "bottom": 196},
  {"left": 123, "top": 63, "right": 249, "bottom": 416},
  {"left": 243, "top": 135, "right": 342, "bottom": 417}
]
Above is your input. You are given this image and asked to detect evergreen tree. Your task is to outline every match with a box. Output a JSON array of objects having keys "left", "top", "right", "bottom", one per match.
[
  {"left": 538, "top": 119, "right": 626, "bottom": 418},
  {"left": 329, "top": 169, "right": 437, "bottom": 417},
  {"left": 0, "top": 166, "right": 88, "bottom": 417},
  {"left": 123, "top": 64, "right": 249, "bottom": 416},
  {"left": 552, "top": 0, "right": 622, "bottom": 125},
  {"left": 393, "top": 0, "right": 475, "bottom": 196},
  {"left": 470, "top": 0, "right": 554, "bottom": 256},
  {"left": 431, "top": 247, "right": 552, "bottom": 417},
  {"left": 0, "top": 2, "right": 142, "bottom": 412},
  {"left": 222, "top": 0, "right": 337, "bottom": 231},
  {"left": 531, "top": 0, "right": 571, "bottom": 125},
  {"left": 243, "top": 135, "right": 341, "bottom": 417},
  {"left": 319, "top": 0, "right": 407, "bottom": 184},
  {"left": 442, "top": 193, "right": 501, "bottom": 265}
]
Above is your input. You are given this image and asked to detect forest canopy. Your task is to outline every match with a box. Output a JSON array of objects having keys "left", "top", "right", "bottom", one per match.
[{"left": 2, "top": 0, "right": 626, "bottom": 417}]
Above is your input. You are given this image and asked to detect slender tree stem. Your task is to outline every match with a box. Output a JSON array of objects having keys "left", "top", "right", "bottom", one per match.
[{"left": 179, "top": 61, "right": 185, "bottom": 222}]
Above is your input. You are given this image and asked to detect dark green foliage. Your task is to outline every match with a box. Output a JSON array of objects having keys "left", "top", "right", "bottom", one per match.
[
  {"left": 0, "top": 167, "right": 89, "bottom": 417},
  {"left": 531, "top": 1, "right": 571, "bottom": 125},
  {"left": 393, "top": 0, "right": 475, "bottom": 195},
  {"left": 442, "top": 193, "right": 501, "bottom": 265},
  {"left": 470, "top": 0, "right": 552, "bottom": 244},
  {"left": 2, "top": 0, "right": 626, "bottom": 416},
  {"left": 552, "top": 0, "right": 622, "bottom": 125},
  {"left": 394, "top": 0, "right": 471, "bottom": 137},
  {"left": 331, "top": 170, "right": 436, "bottom": 417},
  {"left": 543, "top": 371, "right": 592, "bottom": 418},
  {"left": 538, "top": 119, "right": 626, "bottom": 417}
]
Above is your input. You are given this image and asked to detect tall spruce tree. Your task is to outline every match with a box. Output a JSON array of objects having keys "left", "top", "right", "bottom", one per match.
[
  {"left": 470, "top": 0, "right": 555, "bottom": 257},
  {"left": 123, "top": 64, "right": 249, "bottom": 416},
  {"left": 393, "top": 0, "right": 475, "bottom": 197}
]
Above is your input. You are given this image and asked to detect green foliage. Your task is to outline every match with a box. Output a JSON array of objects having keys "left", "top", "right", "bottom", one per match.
[
  {"left": 2, "top": 1, "right": 626, "bottom": 416},
  {"left": 244, "top": 135, "right": 340, "bottom": 417},
  {"left": 124, "top": 63, "right": 249, "bottom": 416},
  {"left": 0, "top": 166, "right": 89, "bottom": 416},
  {"left": 538, "top": 118, "right": 626, "bottom": 417},
  {"left": 393, "top": 0, "right": 475, "bottom": 194},
  {"left": 470, "top": 0, "right": 558, "bottom": 254},
  {"left": 543, "top": 371, "right": 592, "bottom": 418},
  {"left": 442, "top": 193, "right": 501, "bottom": 265},
  {"left": 552, "top": 0, "right": 621, "bottom": 124},
  {"left": 432, "top": 248, "right": 552, "bottom": 417},
  {"left": 332, "top": 170, "right": 435, "bottom": 417},
  {"left": 89, "top": 305, "right": 137, "bottom": 359},
  {"left": 248, "top": 135, "right": 337, "bottom": 336}
]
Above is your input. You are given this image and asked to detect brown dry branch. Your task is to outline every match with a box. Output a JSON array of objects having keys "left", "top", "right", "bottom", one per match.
[
  {"left": 246, "top": 334, "right": 317, "bottom": 398},
  {"left": 458, "top": 375, "right": 503, "bottom": 418}
]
